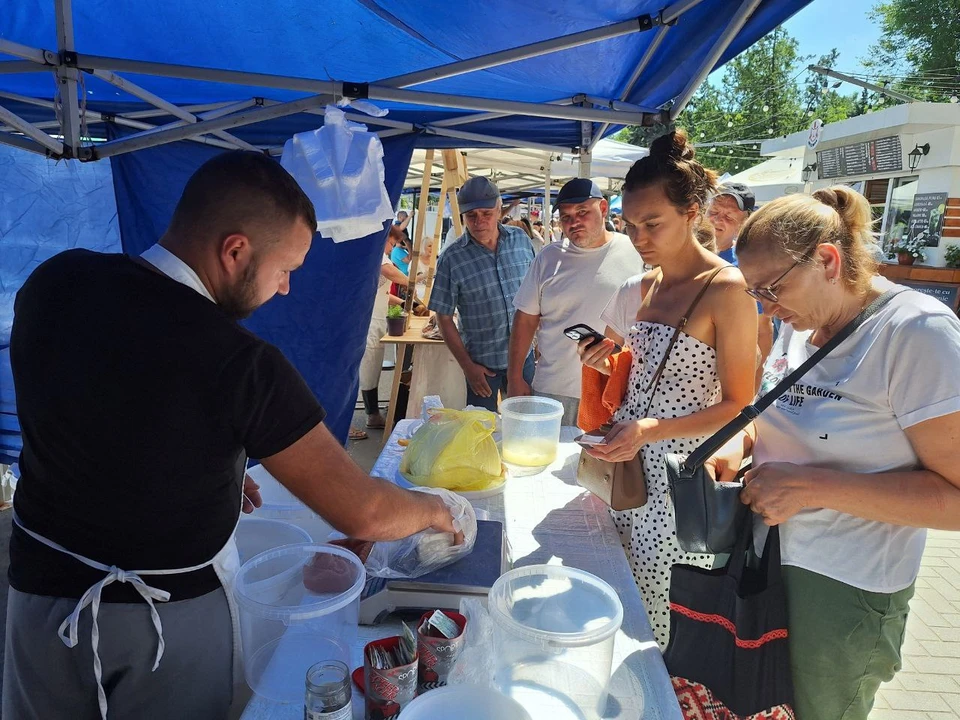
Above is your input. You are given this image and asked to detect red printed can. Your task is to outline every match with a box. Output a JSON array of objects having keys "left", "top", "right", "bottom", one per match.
[
  {"left": 416, "top": 610, "right": 467, "bottom": 693},
  {"left": 363, "top": 636, "right": 417, "bottom": 720}
]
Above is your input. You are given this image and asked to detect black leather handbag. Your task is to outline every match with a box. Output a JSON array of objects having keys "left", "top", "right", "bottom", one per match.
[{"left": 666, "top": 288, "right": 905, "bottom": 555}]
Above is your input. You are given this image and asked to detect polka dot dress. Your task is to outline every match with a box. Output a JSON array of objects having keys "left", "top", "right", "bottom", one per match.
[{"left": 612, "top": 321, "right": 721, "bottom": 649}]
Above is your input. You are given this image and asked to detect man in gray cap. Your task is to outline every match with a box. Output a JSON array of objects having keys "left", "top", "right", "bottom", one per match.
[
  {"left": 507, "top": 178, "right": 643, "bottom": 425},
  {"left": 428, "top": 176, "right": 535, "bottom": 411}
]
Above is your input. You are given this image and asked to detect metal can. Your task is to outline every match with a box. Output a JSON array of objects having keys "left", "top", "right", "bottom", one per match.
[{"left": 305, "top": 660, "right": 352, "bottom": 720}]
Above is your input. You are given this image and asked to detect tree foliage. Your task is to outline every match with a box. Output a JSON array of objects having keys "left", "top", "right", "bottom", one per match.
[{"left": 863, "top": 0, "right": 960, "bottom": 101}]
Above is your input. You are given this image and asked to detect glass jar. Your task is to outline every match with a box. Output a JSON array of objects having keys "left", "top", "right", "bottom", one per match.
[{"left": 304, "top": 660, "right": 352, "bottom": 720}]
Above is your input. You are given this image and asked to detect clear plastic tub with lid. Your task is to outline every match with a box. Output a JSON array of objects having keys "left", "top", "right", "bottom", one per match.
[
  {"left": 234, "top": 543, "right": 365, "bottom": 704},
  {"left": 499, "top": 396, "right": 564, "bottom": 476},
  {"left": 488, "top": 564, "right": 624, "bottom": 720}
]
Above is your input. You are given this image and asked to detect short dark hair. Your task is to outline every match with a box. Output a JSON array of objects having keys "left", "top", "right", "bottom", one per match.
[{"left": 167, "top": 150, "right": 316, "bottom": 245}]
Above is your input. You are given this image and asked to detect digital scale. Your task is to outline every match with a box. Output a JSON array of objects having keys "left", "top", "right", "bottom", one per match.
[{"left": 359, "top": 520, "right": 510, "bottom": 625}]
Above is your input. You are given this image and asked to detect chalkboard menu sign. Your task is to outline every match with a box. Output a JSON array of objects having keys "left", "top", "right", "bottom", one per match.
[
  {"left": 902, "top": 280, "right": 960, "bottom": 312},
  {"left": 817, "top": 136, "right": 902, "bottom": 179},
  {"left": 907, "top": 192, "right": 949, "bottom": 247}
]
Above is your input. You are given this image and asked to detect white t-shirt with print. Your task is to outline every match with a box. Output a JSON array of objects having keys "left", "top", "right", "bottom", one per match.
[
  {"left": 753, "top": 284, "right": 960, "bottom": 592},
  {"left": 513, "top": 233, "right": 643, "bottom": 397}
]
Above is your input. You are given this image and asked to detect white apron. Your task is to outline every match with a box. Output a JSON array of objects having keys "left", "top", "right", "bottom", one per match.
[{"left": 13, "top": 502, "right": 244, "bottom": 720}]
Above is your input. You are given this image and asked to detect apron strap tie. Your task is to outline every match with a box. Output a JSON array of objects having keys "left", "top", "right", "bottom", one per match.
[{"left": 55, "top": 565, "right": 171, "bottom": 720}]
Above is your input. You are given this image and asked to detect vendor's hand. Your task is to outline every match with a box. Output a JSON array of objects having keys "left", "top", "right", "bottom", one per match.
[
  {"left": 507, "top": 375, "right": 532, "bottom": 398},
  {"left": 426, "top": 494, "right": 465, "bottom": 546},
  {"left": 465, "top": 361, "right": 496, "bottom": 397},
  {"left": 740, "top": 462, "right": 812, "bottom": 526},
  {"left": 242, "top": 473, "right": 263, "bottom": 514},
  {"left": 578, "top": 337, "right": 616, "bottom": 375},
  {"left": 587, "top": 419, "right": 660, "bottom": 463}
]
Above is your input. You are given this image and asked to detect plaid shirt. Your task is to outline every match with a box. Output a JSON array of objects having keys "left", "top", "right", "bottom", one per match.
[{"left": 428, "top": 224, "right": 535, "bottom": 369}]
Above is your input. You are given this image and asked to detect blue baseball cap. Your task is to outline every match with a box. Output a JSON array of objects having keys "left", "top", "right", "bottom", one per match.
[
  {"left": 457, "top": 176, "right": 501, "bottom": 213},
  {"left": 556, "top": 178, "right": 604, "bottom": 206}
]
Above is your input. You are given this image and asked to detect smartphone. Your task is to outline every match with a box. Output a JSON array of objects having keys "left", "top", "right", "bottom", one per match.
[
  {"left": 574, "top": 432, "right": 609, "bottom": 448},
  {"left": 563, "top": 323, "right": 622, "bottom": 353}
]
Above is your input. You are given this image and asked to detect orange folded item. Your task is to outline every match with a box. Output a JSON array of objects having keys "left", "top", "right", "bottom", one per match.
[{"left": 577, "top": 349, "right": 633, "bottom": 431}]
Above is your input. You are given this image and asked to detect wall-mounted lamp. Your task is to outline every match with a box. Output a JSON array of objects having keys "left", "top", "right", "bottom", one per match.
[
  {"left": 908, "top": 143, "right": 930, "bottom": 171},
  {"left": 801, "top": 162, "right": 818, "bottom": 182}
]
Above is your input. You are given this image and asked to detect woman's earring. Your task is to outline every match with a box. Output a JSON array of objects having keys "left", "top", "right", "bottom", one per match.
[{"left": 829, "top": 277, "right": 838, "bottom": 285}]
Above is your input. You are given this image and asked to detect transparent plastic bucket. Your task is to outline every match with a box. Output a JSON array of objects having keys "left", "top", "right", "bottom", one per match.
[
  {"left": 246, "top": 464, "right": 335, "bottom": 542},
  {"left": 402, "top": 685, "right": 532, "bottom": 720},
  {"left": 488, "top": 564, "right": 623, "bottom": 720},
  {"left": 499, "top": 397, "right": 564, "bottom": 476},
  {"left": 234, "top": 543, "right": 364, "bottom": 703},
  {"left": 235, "top": 517, "right": 311, "bottom": 565}
]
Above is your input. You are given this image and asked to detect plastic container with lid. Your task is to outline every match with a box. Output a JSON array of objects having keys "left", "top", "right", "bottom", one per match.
[
  {"left": 488, "top": 564, "right": 624, "bottom": 720},
  {"left": 246, "top": 464, "right": 335, "bottom": 542},
  {"left": 236, "top": 517, "right": 311, "bottom": 565},
  {"left": 499, "top": 397, "right": 564, "bottom": 476},
  {"left": 234, "top": 543, "right": 365, "bottom": 703},
  {"left": 401, "top": 685, "right": 532, "bottom": 720}
]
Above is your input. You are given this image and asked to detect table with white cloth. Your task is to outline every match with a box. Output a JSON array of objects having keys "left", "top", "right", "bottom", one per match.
[{"left": 242, "top": 421, "right": 682, "bottom": 720}]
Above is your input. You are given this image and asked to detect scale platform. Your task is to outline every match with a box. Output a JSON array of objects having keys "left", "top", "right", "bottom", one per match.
[{"left": 359, "top": 520, "right": 510, "bottom": 625}]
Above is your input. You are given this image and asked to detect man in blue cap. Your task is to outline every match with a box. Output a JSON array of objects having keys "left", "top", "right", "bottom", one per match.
[
  {"left": 507, "top": 178, "right": 643, "bottom": 425},
  {"left": 428, "top": 176, "right": 536, "bottom": 411}
]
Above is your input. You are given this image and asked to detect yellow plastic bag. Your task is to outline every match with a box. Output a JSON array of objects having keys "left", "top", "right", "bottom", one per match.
[{"left": 399, "top": 409, "right": 505, "bottom": 492}]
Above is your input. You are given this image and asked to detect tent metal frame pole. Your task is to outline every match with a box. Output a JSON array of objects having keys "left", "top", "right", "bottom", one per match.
[
  {"left": 366, "top": 86, "right": 653, "bottom": 124},
  {"left": 0, "top": 39, "right": 51, "bottom": 65},
  {"left": 379, "top": 123, "right": 571, "bottom": 154},
  {"left": 91, "top": 91, "right": 338, "bottom": 159},
  {"left": 428, "top": 99, "right": 572, "bottom": 130},
  {"left": 380, "top": 16, "right": 656, "bottom": 89},
  {"left": 118, "top": 101, "right": 241, "bottom": 120},
  {"left": 0, "top": 130, "right": 52, "bottom": 156},
  {"left": 669, "top": 0, "right": 762, "bottom": 120},
  {"left": 54, "top": 0, "right": 81, "bottom": 154},
  {"left": 90, "top": 69, "right": 259, "bottom": 150},
  {"left": 0, "top": 102, "right": 64, "bottom": 154},
  {"left": 0, "top": 61, "right": 49, "bottom": 74},
  {"left": 589, "top": 22, "right": 672, "bottom": 151},
  {"left": 0, "top": 90, "right": 243, "bottom": 151}
]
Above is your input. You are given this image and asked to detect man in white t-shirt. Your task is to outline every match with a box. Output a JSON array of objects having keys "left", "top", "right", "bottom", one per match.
[{"left": 507, "top": 178, "right": 645, "bottom": 426}]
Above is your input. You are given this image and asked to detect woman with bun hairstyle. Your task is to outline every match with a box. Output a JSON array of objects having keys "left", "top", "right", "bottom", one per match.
[
  {"left": 704, "top": 186, "right": 960, "bottom": 720},
  {"left": 578, "top": 131, "right": 759, "bottom": 647}
]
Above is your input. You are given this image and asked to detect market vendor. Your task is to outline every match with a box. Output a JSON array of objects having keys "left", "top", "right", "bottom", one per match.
[{"left": 4, "top": 151, "right": 460, "bottom": 720}]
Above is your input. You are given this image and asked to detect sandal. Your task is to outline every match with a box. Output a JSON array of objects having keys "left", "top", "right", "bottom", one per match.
[{"left": 348, "top": 427, "right": 368, "bottom": 441}]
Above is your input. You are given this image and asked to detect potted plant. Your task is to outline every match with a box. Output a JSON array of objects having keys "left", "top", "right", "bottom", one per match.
[
  {"left": 945, "top": 244, "right": 960, "bottom": 269},
  {"left": 887, "top": 232, "right": 927, "bottom": 266},
  {"left": 386, "top": 304, "right": 407, "bottom": 336}
]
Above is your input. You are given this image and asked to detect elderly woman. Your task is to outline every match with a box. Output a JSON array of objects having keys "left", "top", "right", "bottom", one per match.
[{"left": 705, "top": 186, "right": 960, "bottom": 720}]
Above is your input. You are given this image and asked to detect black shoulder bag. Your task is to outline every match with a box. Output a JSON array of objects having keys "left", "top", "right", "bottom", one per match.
[{"left": 665, "top": 288, "right": 905, "bottom": 554}]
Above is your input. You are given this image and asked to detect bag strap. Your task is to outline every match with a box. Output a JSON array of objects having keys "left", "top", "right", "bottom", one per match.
[
  {"left": 640, "top": 266, "right": 729, "bottom": 416},
  {"left": 683, "top": 287, "right": 907, "bottom": 470}
]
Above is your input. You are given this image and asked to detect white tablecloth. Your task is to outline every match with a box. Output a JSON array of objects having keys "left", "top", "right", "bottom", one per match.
[{"left": 242, "top": 422, "right": 682, "bottom": 720}]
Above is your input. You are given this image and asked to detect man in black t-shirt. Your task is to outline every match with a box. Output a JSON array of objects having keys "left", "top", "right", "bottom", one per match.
[{"left": 5, "top": 151, "right": 458, "bottom": 720}]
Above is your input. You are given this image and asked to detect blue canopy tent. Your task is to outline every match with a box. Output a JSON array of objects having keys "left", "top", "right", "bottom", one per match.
[{"left": 0, "top": 0, "right": 813, "bottom": 452}]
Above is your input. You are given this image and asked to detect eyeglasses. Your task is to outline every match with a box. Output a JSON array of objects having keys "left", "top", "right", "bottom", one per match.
[{"left": 744, "top": 254, "right": 810, "bottom": 303}]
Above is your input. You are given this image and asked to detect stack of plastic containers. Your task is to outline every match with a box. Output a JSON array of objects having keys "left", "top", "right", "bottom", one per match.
[{"left": 245, "top": 464, "right": 335, "bottom": 542}]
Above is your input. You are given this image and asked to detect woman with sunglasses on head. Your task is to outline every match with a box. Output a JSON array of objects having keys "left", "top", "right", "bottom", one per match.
[
  {"left": 704, "top": 186, "right": 960, "bottom": 720},
  {"left": 578, "top": 130, "right": 759, "bottom": 647}
]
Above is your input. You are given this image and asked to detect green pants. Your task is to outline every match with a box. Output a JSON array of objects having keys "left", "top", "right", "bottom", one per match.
[{"left": 782, "top": 565, "right": 914, "bottom": 720}]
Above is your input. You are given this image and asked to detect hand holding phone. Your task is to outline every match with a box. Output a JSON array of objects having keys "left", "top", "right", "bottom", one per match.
[
  {"left": 574, "top": 432, "right": 609, "bottom": 448},
  {"left": 563, "top": 323, "right": 622, "bottom": 353}
]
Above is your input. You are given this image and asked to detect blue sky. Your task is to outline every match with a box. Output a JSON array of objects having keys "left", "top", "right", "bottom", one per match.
[{"left": 780, "top": 0, "right": 882, "bottom": 72}]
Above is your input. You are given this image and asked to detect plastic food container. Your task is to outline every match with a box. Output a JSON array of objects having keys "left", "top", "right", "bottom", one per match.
[
  {"left": 488, "top": 565, "right": 623, "bottom": 720},
  {"left": 235, "top": 517, "right": 311, "bottom": 565},
  {"left": 401, "top": 685, "right": 533, "bottom": 720},
  {"left": 499, "top": 397, "right": 564, "bottom": 476},
  {"left": 234, "top": 543, "right": 365, "bottom": 703},
  {"left": 246, "top": 464, "right": 335, "bottom": 542}
]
